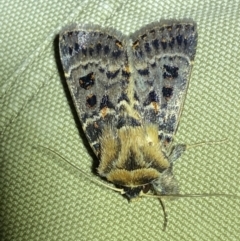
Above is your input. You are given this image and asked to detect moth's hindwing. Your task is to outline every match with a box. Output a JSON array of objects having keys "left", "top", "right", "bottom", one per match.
[{"left": 59, "top": 20, "right": 197, "bottom": 199}]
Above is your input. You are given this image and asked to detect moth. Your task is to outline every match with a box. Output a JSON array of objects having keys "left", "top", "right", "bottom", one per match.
[{"left": 59, "top": 20, "right": 197, "bottom": 201}]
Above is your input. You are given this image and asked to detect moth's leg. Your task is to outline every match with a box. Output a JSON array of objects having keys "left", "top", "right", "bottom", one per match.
[
  {"left": 152, "top": 165, "right": 179, "bottom": 197},
  {"left": 168, "top": 144, "right": 186, "bottom": 163},
  {"left": 152, "top": 144, "right": 186, "bottom": 196}
]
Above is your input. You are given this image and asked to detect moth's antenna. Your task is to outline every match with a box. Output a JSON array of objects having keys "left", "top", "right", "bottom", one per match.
[
  {"left": 137, "top": 190, "right": 168, "bottom": 231},
  {"left": 37, "top": 145, "right": 125, "bottom": 194},
  {"left": 141, "top": 191, "right": 238, "bottom": 230},
  {"left": 186, "top": 138, "right": 228, "bottom": 149},
  {"left": 141, "top": 193, "right": 238, "bottom": 199},
  {"left": 159, "top": 197, "right": 168, "bottom": 231}
]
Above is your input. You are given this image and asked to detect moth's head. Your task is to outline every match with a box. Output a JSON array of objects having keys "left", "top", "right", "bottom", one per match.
[
  {"left": 122, "top": 185, "right": 151, "bottom": 200},
  {"left": 101, "top": 168, "right": 161, "bottom": 201}
]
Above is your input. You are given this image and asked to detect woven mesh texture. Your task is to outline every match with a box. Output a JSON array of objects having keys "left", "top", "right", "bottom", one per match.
[{"left": 1, "top": 0, "right": 240, "bottom": 240}]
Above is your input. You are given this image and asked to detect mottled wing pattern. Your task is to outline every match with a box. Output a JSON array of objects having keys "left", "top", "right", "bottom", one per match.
[
  {"left": 59, "top": 24, "right": 129, "bottom": 155},
  {"left": 130, "top": 20, "right": 197, "bottom": 154}
]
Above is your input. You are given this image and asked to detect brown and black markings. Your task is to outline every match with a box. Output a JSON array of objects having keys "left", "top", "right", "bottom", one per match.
[{"left": 59, "top": 20, "right": 197, "bottom": 199}]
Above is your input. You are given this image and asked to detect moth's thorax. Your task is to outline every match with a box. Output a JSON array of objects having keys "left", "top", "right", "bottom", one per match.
[{"left": 98, "top": 124, "right": 170, "bottom": 187}]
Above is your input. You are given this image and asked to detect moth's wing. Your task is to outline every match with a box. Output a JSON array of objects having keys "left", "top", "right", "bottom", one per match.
[
  {"left": 130, "top": 20, "right": 197, "bottom": 154},
  {"left": 59, "top": 24, "right": 129, "bottom": 155}
]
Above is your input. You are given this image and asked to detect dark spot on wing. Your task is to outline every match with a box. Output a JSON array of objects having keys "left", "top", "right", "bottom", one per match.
[
  {"left": 176, "top": 34, "right": 183, "bottom": 45},
  {"left": 151, "top": 62, "right": 156, "bottom": 68},
  {"left": 100, "top": 95, "right": 115, "bottom": 109},
  {"left": 144, "top": 91, "right": 159, "bottom": 106},
  {"left": 112, "top": 49, "right": 122, "bottom": 58},
  {"left": 122, "top": 69, "right": 131, "bottom": 78},
  {"left": 162, "top": 86, "right": 173, "bottom": 100},
  {"left": 117, "top": 116, "right": 141, "bottom": 129},
  {"left": 161, "top": 40, "right": 167, "bottom": 49},
  {"left": 118, "top": 93, "right": 130, "bottom": 103},
  {"left": 74, "top": 43, "right": 80, "bottom": 52},
  {"left": 68, "top": 47, "right": 73, "bottom": 56},
  {"left": 104, "top": 45, "right": 110, "bottom": 54},
  {"left": 86, "top": 94, "right": 97, "bottom": 108},
  {"left": 106, "top": 69, "right": 120, "bottom": 79},
  {"left": 144, "top": 42, "right": 151, "bottom": 52},
  {"left": 149, "top": 91, "right": 159, "bottom": 102},
  {"left": 165, "top": 136, "right": 172, "bottom": 143},
  {"left": 163, "top": 65, "right": 179, "bottom": 79},
  {"left": 67, "top": 31, "right": 73, "bottom": 37},
  {"left": 152, "top": 39, "right": 159, "bottom": 49},
  {"left": 96, "top": 43, "right": 102, "bottom": 54},
  {"left": 138, "top": 68, "right": 149, "bottom": 76},
  {"left": 99, "top": 67, "right": 105, "bottom": 73},
  {"left": 79, "top": 72, "right": 94, "bottom": 89}
]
